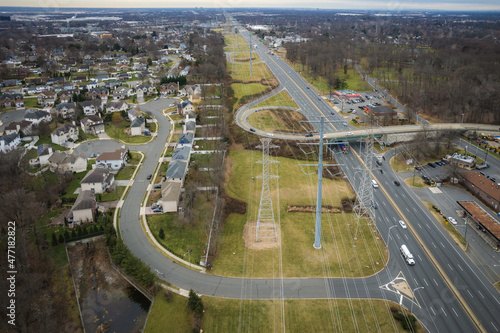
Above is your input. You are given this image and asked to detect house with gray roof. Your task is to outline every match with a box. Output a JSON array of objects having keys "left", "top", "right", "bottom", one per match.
[
  {"left": 48, "top": 151, "right": 87, "bottom": 173},
  {"left": 37, "top": 144, "right": 53, "bottom": 166},
  {"left": 55, "top": 102, "right": 77, "bottom": 119},
  {"left": 165, "top": 160, "right": 188, "bottom": 184},
  {"left": 160, "top": 181, "right": 182, "bottom": 212},
  {"left": 176, "top": 132, "right": 194, "bottom": 148},
  {"left": 0, "top": 133, "right": 21, "bottom": 153},
  {"left": 24, "top": 109, "right": 52, "bottom": 125},
  {"left": 68, "top": 190, "right": 95, "bottom": 225},
  {"left": 51, "top": 122, "right": 78, "bottom": 145},
  {"left": 80, "top": 168, "right": 114, "bottom": 194},
  {"left": 130, "top": 117, "right": 145, "bottom": 136},
  {"left": 171, "top": 146, "right": 191, "bottom": 161}
]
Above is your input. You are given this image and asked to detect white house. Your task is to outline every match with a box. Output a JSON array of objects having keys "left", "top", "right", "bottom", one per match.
[
  {"left": 48, "top": 152, "right": 88, "bottom": 173},
  {"left": 160, "top": 181, "right": 182, "bottom": 212},
  {"left": 106, "top": 100, "right": 128, "bottom": 113},
  {"left": 80, "top": 168, "right": 115, "bottom": 194},
  {"left": 0, "top": 133, "right": 21, "bottom": 153},
  {"left": 95, "top": 148, "right": 127, "bottom": 170},
  {"left": 24, "top": 110, "right": 52, "bottom": 125},
  {"left": 37, "top": 144, "right": 53, "bottom": 166},
  {"left": 51, "top": 123, "right": 78, "bottom": 145},
  {"left": 130, "top": 117, "right": 145, "bottom": 136},
  {"left": 68, "top": 190, "right": 96, "bottom": 225},
  {"left": 82, "top": 100, "right": 102, "bottom": 116}
]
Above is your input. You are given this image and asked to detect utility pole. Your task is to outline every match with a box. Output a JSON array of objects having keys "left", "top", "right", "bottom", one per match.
[
  {"left": 298, "top": 117, "right": 342, "bottom": 249},
  {"left": 249, "top": 31, "right": 253, "bottom": 76}
]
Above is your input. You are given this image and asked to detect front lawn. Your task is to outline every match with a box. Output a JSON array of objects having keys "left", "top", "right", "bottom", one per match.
[{"left": 99, "top": 186, "right": 126, "bottom": 202}]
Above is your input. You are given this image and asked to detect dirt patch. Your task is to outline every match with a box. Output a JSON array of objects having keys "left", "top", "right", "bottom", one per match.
[
  {"left": 287, "top": 205, "right": 341, "bottom": 213},
  {"left": 243, "top": 220, "right": 281, "bottom": 250},
  {"left": 222, "top": 194, "right": 247, "bottom": 221},
  {"left": 393, "top": 281, "right": 413, "bottom": 299},
  {"left": 233, "top": 56, "right": 256, "bottom": 62}
]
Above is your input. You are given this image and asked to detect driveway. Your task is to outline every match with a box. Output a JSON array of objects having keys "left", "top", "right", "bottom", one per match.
[{"left": 73, "top": 139, "right": 124, "bottom": 158}]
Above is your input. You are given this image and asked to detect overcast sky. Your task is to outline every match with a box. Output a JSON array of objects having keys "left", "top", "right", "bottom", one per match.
[{"left": 8, "top": 0, "right": 500, "bottom": 11}]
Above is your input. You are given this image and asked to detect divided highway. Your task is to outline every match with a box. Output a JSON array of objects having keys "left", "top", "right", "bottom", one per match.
[{"left": 117, "top": 23, "right": 500, "bottom": 333}]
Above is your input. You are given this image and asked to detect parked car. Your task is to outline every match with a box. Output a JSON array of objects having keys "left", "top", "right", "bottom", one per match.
[
  {"left": 427, "top": 162, "right": 437, "bottom": 168},
  {"left": 414, "top": 166, "right": 422, "bottom": 171},
  {"left": 447, "top": 217, "right": 457, "bottom": 225},
  {"left": 399, "top": 220, "right": 407, "bottom": 229},
  {"left": 147, "top": 174, "right": 152, "bottom": 180}
]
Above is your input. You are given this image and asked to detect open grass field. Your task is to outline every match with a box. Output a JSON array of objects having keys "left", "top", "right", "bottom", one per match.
[
  {"left": 105, "top": 121, "right": 151, "bottom": 144},
  {"left": 253, "top": 90, "right": 298, "bottom": 109},
  {"left": 211, "top": 148, "right": 387, "bottom": 278},
  {"left": 146, "top": 291, "right": 421, "bottom": 333},
  {"left": 232, "top": 82, "right": 268, "bottom": 100},
  {"left": 247, "top": 109, "right": 310, "bottom": 133},
  {"left": 224, "top": 33, "right": 251, "bottom": 52},
  {"left": 404, "top": 176, "right": 427, "bottom": 188},
  {"left": 229, "top": 62, "right": 274, "bottom": 82}
]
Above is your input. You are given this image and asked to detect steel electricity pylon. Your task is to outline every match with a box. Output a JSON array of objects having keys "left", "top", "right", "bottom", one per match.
[
  {"left": 255, "top": 138, "right": 279, "bottom": 242},
  {"left": 353, "top": 136, "right": 375, "bottom": 221}
]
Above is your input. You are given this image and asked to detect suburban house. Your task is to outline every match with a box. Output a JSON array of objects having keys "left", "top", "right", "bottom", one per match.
[
  {"left": 24, "top": 110, "right": 52, "bottom": 125},
  {"left": 160, "top": 82, "right": 179, "bottom": 97},
  {"left": 165, "top": 160, "right": 188, "bottom": 184},
  {"left": 130, "top": 117, "right": 146, "bottom": 136},
  {"left": 0, "top": 133, "right": 21, "bottom": 153},
  {"left": 51, "top": 123, "right": 78, "bottom": 145},
  {"left": 176, "top": 132, "right": 194, "bottom": 148},
  {"left": 135, "top": 84, "right": 157, "bottom": 96},
  {"left": 183, "top": 116, "right": 196, "bottom": 134},
  {"left": 58, "top": 91, "right": 73, "bottom": 104},
  {"left": 55, "top": 102, "right": 77, "bottom": 119},
  {"left": 37, "top": 144, "right": 53, "bottom": 166},
  {"left": 179, "top": 84, "right": 201, "bottom": 100},
  {"left": 72, "top": 75, "right": 87, "bottom": 83},
  {"left": 86, "top": 87, "right": 109, "bottom": 100},
  {"left": 48, "top": 151, "right": 87, "bottom": 173},
  {"left": 80, "top": 168, "right": 115, "bottom": 194},
  {"left": 177, "top": 100, "right": 195, "bottom": 116},
  {"left": 95, "top": 148, "right": 127, "bottom": 170},
  {"left": 0, "top": 93, "right": 24, "bottom": 108},
  {"left": 461, "top": 171, "right": 500, "bottom": 212},
  {"left": 37, "top": 91, "right": 58, "bottom": 107},
  {"left": 3, "top": 120, "right": 33, "bottom": 136},
  {"left": 82, "top": 100, "right": 102, "bottom": 116},
  {"left": 81, "top": 115, "right": 104, "bottom": 135},
  {"left": 128, "top": 107, "right": 142, "bottom": 122},
  {"left": 106, "top": 100, "right": 128, "bottom": 113},
  {"left": 113, "top": 86, "right": 133, "bottom": 100},
  {"left": 171, "top": 146, "right": 191, "bottom": 162},
  {"left": 67, "top": 190, "right": 96, "bottom": 225},
  {"left": 160, "top": 181, "right": 182, "bottom": 212}
]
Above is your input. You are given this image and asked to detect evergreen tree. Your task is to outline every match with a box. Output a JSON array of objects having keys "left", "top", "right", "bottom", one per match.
[
  {"left": 159, "top": 228, "right": 165, "bottom": 240},
  {"left": 51, "top": 232, "right": 58, "bottom": 246},
  {"left": 58, "top": 234, "right": 64, "bottom": 244}
]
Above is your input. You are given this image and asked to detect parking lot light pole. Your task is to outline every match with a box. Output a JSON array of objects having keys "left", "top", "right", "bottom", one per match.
[{"left": 387, "top": 225, "right": 397, "bottom": 249}]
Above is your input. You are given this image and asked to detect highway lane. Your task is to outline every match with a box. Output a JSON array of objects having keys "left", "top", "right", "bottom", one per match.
[
  {"left": 366, "top": 147, "right": 500, "bottom": 332},
  {"left": 335, "top": 145, "right": 478, "bottom": 332}
]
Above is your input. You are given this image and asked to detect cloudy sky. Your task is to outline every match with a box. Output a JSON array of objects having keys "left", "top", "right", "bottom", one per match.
[{"left": 9, "top": 0, "right": 500, "bottom": 11}]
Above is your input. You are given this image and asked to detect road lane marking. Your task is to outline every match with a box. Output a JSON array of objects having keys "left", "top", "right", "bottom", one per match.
[
  {"left": 433, "top": 279, "right": 438, "bottom": 286},
  {"left": 406, "top": 207, "right": 410, "bottom": 212},
  {"left": 404, "top": 234, "right": 408, "bottom": 240},
  {"left": 418, "top": 255, "right": 422, "bottom": 261},
  {"left": 383, "top": 201, "right": 387, "bottom": 206},
  {"left": 440, "top": 242, "right": 445, "bottom": 248},
  {"left": 442, "top": 307, "right": 447, "bottom": 317},
  {"left": 478, "top": 291, "right": 484, "bottom": 299},
  {"left": 414, "top": 278, "right": 418, "bottom": 285},
  {"left": 430, "top": 307, "right": 436, "bottom": 316},
  {"left": 396, "top": 234, "right": 400, "bottom": 239},
  {"left": 423, "top": 278, "right": 429, "bottom": 286},
  {"left": 413, "top": 208, "right": 418, "bottom": 212},
  {"left": 418, "top": 223, "right": 422, "bottom": 228},
  {"left": 458, "top": 264, "right": 463, "bottom": 271},
  {"left": 432, "top": 242, "right": 437, "bottom": 248},
  {"left": 467, "top": 290, "right": 473, "bottom": 298},
  {"left": 492, "top": 322, "right": 499, "bottom": 332},
  {"left": 452, "top": 308, "right": 458, "bottom": 317},
  {"left": 448, "top": 264, "right": 454, "bottom": 271}
]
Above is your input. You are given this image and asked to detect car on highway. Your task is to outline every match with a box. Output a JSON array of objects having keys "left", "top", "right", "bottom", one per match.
[
  {"left": 447, "top": 217, "right": 457, "bottom": 225},
  {"left": 394, "top": 180, "right": 401, "bottom": 186},
  {"left": 250, "top": 128, "right": 256, "bottom": 132},
  {"left": 346, "top": 132, "right": 353, "bottom": 136},
  {"left": 399, "top": 220, "right": 407, "bottom": 229},
  {"left": 305, "top": 133, "right": 313, "bottom": 137}
]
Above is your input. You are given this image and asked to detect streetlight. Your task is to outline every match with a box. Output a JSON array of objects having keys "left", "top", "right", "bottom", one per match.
[
  {"left": 387, "top": 225, "right": 397, "bottom": 249},
  {"left": 183, "top": 248, "right": 192, "bottom": 264},
  {"left": 411, "top": 287, "right": 424, "bottom": 313}
]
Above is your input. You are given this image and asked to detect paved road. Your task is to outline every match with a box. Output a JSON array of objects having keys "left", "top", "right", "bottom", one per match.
[{"left": 116, "top": 21, "right": 500, "bottom": 333}]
